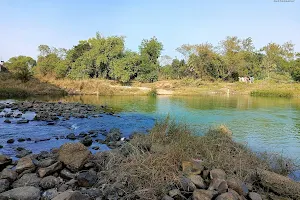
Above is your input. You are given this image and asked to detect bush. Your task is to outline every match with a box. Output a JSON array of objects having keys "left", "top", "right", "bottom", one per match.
[{"left": 291, "top": 67, "right": 300, "bottom": 82}]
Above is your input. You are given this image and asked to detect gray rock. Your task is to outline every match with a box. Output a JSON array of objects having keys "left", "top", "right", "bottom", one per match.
[
  {"left": 16, "top": 119, "right": 29, "bottom": 124},
  {"left": 36, "top": 158, "right": 56, "bottom": 168},
  {"left": 0, "top": 186, "right": 40, "bottom": 200},
  {"left": 16, "top": 149, "right": 32, "bottom": 158},
  {"left": 162, "top": 195, "right": 174, "bottom": 200},
  {"left": 106, "top": 128, "right": 121, "bottom": 142},
  {"left": 0, "top": 155, "right": 12, "bottom": 171},
  {"left": 76, "top": 170, "right": 97, "bottom": 187},
  {"left": 52, "top": 190, "right": 89, "bottom": 200},
  {"left": 60, "top": 168, "right": 76, "bottom": 180},
  {"left": 208, "top": 178, "right": 225, "bottom": 191},
  {"left": 66, "top": 133, "right": 76, "bottom": 140},
  {"left": 180, "top": 177, "right": 196, "bottom": 192},
  {"left": 41, "top": 188, "right": 58, "bottom": 200},
  {"left": 80, "top": 136, "right": 93, "bottom": 147},
  {"left": 81, "top": 188, "right": 102, "bottom": 198},
  {"left": 189, "top": 174, "right": 206, "bottom": 189},
  {"left": 58, "top": 143, "right": 91, "bottom": 172},
  {"left": 248, "top": 192, "right": 262, "bottom": 200},
  {"left": 12, "top": 173, "right": 41, "bottom": 188},
  {"left": 17, "top": 138, "right": 26, "bottom": 142},
  {"left": 4, "top": 119, "right": 11, "bottom": 123},
  {"left": 168, "top": 189, "right": 183, "bottom": 199},
  {"left": 227, "top": 178, "right": 248, "bottom": 196},
  {"left": 193, "top": 189, "right": 216, "bottom": 200},
  {"left": 15, "top": 156, "right": 35, "bottom": 173},
  {"left": 0, "top": 179, "right": 10, "bottom": 193},
  {"left": 6, "top": 139, "right": 14, "bottom": 143},
  {"left": 38, "top": 161, "right": 62, "bottom": 178},
  {"left": 58, "top": 184, "right": 69, "bottom": 192},
  {"left": 0, "top": 168, "right": 18, "bottom": 183},
  {"left": 215, "top": 192, "right": 237, "bottom": 200},
  {"left": 210, "top": 169, "right": 226, "bottom": 180},
  {"left": 218, "top": 181, "right": 228, "bottom": 194},
  {"left": 40, "top": 176, "right": 59, "bottom": 189}
]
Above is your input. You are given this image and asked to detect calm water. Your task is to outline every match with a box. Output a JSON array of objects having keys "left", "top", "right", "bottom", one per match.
[{"left": 1, "top": 95, "right": 300, "bottom": 179}]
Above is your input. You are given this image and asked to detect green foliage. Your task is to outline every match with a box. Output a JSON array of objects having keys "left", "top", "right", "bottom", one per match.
[
  {"left": 6, "top": 56, "right": 36, "bottom": 82},
  {"left": 291, "top": 59, "right": 300, "bottom": 82},
  {"left": 250, "top": 90, "right": 293, "bottom": 98},
  {"left": 137, "top": 37, "right": 163, "bottom": 82}
]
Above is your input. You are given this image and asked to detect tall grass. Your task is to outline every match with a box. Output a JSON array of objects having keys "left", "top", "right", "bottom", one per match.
[
  {"left": 250, "top": 90, "right": 294, "bottom": 98},
  {"left": 92, "top": 118, "right": 295, "bottom": 199}
]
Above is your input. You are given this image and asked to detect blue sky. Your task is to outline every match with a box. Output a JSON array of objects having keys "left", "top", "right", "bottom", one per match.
[{"left": 0, "top": 0, "right": 299, "bottom": 60}]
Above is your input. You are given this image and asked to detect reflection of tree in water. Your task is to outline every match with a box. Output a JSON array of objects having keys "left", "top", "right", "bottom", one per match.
[{"left": 57, "top": 95, "right": 157, "bottom": 113}]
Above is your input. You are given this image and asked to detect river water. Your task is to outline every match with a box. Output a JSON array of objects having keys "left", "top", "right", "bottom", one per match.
[{"left": 1, "top": 95, "right": 300, "bottom": 179}]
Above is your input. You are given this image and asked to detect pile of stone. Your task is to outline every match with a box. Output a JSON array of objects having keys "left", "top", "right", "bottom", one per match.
[
  {"left": 162, "top": 160, "right": 300, "bottom": 200},
  {"left": 0, "top": 101, "right": 112, "bottom": 123}
]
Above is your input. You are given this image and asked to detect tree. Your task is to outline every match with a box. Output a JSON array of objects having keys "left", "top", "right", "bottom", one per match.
[
  {"left": 110, "top": 51, "right": 140, "bottom": 83},
  {"left": 6, "top": 56, "right": 36, "bottom": 82},
  {"left": 137, "top": 37, "right": 163, "bottom": 82}
]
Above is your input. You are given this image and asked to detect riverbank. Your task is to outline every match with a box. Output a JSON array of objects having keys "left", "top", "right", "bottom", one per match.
[{"left": 1, "top": 113, "right": 299, "bottom": 199}]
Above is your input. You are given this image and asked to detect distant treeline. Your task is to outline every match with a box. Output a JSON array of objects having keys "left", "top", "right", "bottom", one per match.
[{"left": 4, "top": 32, "right": 300, "bottom": 83}]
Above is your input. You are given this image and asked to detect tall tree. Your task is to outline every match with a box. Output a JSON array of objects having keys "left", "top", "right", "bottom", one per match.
[{"left": 6, "top": 56, "right": 36, "bottom": 82}]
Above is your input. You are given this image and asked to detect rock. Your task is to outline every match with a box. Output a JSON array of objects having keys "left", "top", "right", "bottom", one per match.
[
  {"left": 106, "top": 128, "right": 121, "bottom": 142},
  {"left": 47, "top": 121, "right": 55, "bottom": 125},
  {"left": 41, "top": 188, "right": 58, "bottom": 200},
  {"left": 76, "top": 170, "right": 97, "bottom": 187},
  {"left": 0, "top": 179, "right": 10, "bottom": 193},
  {"left": 58, "top": 143, "right": 91, "bottom": 172},
  {"left": 228, "top": 189, "right": 242, "bottom": 200},
  {"left": 38, "top": 161, "right": 62, "bottom": 178},
  {"left": 182, "top": 160, "right": 204, "bottom": 175},
  {"left": 248, "top": 192, "right": 262, "bottom": 200},
  {"left": 78, "top": 132, "right": 87, "bottom": 138},
  {"left": 12, "top": 173, "right": 41, "bottom": 188},
  {"left": 218, "top": 181, "right": 228, "bottom": 194},
  {"left": 66, "top": 133, "right": 76, "bottom": 140},
  {"left": 202, "top": 169, "right": 210, "bottom": 179},
  {"left": 15, "top": 156, "right": 35, "bottom": 173},
  {"left": 52, "top": 190, "right": 89, "bottom": 200},
  {"left": 227, "top": 178, "right": 248, "bottom": 196},
  {"left": 180, "top": 177, "right": 196, "bottom": 192},
  {"left": 193, "top": 189, "right": 216, "bottom": 200},
  {"left": 17, "top": 138, "right": 26, "bottom": 142},
  {"left": 16, "top": 119, "right": 29, "bottom": 124},
  {"left": 257, "top": 169, "right": 300, "bottom": 199},
  {"left": 168, "top": 189, "right": 183, "bottom": 198},
  {"left": 16, "top": 149, "right": 32, "bottom": 158},
  {"left": 210, "top": 169, "right": 226, "bottom": 180},
  {"left": 0, "top": 168, "right": 18, "bottom": 182},
  {"left": 4, "top": 119, "right": 11, "bottom": 123},
  {"left": 0, "top": 155, "right": 12, "bottom": 171},
  {"left": 60, "top": 168, "right": 76, "bottom": 180},
  {"left": 92, "top": 146, "right": 100, "bottom": 150},
  {"left": 40, "top": 176, "right": 59, "bottom": 189},
  {"left": 0, "top": 145, "right": 3, "bottom": 149},
  {"left": 162, "top": 195, "right": 174, "bottom": 200},
  {"left": 6, "top": 139, "right": 14, "bottom": 143},
  {"left": 208, "top": 178, "right": 225, "bottom": 191},
  {"left": 0, "top": 186, "right": 40, "bottom": 200},
  {"left": 80, "top": 136, "right": 93, "bottom": 146},
  {"left": 58, "top": 184, "right": 69, "bottom": 192},
  {"left": 81, "top": 188, "right": 102, "bottom": 199},
  {"left": 215, "top": 192, "right": 237, "bottom": 200},
  {"left": 188, "top": 174, "right": 206, "bottom": 189},
  {"left": 36, "top": 158, "right": 56, "bottom": 168}
]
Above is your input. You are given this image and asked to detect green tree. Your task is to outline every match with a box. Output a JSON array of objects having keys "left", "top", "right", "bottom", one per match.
[
  {"left": 137, "top": 37, "right": 163, "bottom": 82},
  {"left": 6, "top": 56, "right": 36, "bottom": 82},
  {"left": 110, "top": 51, "right": 140, "bottom": 83}
]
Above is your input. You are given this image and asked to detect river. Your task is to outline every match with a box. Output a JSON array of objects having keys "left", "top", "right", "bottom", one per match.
[{"left": 1, "top": 95, "right": 300, "bottom": 179}]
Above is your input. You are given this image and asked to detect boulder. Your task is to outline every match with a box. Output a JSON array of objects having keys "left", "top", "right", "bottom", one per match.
[
  {"left": 6, "top": 139, "right": 14, "bottom": 144},
  {"left": 257, "top": 169, "right": 300, "bottom": 199},
  {"left": 0, "top": 155, "right": 12, "bottom": 171},
  {"left": 60, "top": 168, "right": 76, "bottom": 180},
  {"left": 208, "top": 178, "right": 225, "bottom": 191},
  {"left": 215, "top": 192, "right": 237, "bottom": 200},
  {"left": 52, "top": 190, "right": 89, "bottom": 200},
  {"left": 248, "top": 192, "right": 262, "bottom": 200},
  {"left": 193, "top": 189, "right": 216, "bottom": 200},
  {"left": 38, "top": 161, "right": 62, "bottom": 178},
  {"left": 16, "top": 149, "right": 32, "bottom": 158},
  {"left": 180, "top": 177, "right": 196, "bottom": 192},
  {"left": 15, "top": 156, "right": 35, "bottom": 173},
  {"left": 188, "top": 174, "right": 206, "bottom": 189},
  {"left": 66, "top": 133, "right": 76, "bottom": 140},
  {"left": 4, "top": 119, "right": 11, "bottom": 123},
  {"left": 58, "top": 143, "right": 91, "bottom": 172},
  {"left": 0, "top": 168, "right": 18, "bottom": 182},
  {"left": 0, "top": 186, "right": 40, "bottom": 200},
  {"left": 106, "top": 128, "right": 121, "bottom": 142},
  {"left": 12, "top": 173, "right": 41, "bottom": 188},
  {"left": 80, "top": 136, "right": 93, "bottom": 146},
  {"left": 76, "top": 170, "right": 97, "bottom": 187},
  {"left": 227, "top": 178, "right": 248, "bottom": 196},
  {"left": 40, "top": 176, "right": 59, "bottom": 189},
  {"left": 182, "top": 160, "right": 203, "bottom": 175},
  {"left": 210, "top": 169, "right": 226, "bottom": 180},
  {"left": 36, "top": 158, "right": 56, "bottom": 168},
  {"left": 0, "top": 179, "right": 10, "bottom": 193},
  {"left": 41, "top": 188, "right": 59, "bottom": 200}
]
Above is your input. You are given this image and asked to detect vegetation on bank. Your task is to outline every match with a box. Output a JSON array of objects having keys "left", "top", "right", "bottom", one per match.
[
  {"left": 96, "top": 118, "right": 295, "bottom": 198},
  {"left": 2, "top": 33, "right": 300, "bottom": 85}
]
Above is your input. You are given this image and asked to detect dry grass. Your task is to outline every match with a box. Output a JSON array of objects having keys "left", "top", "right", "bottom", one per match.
[
  {"left": 0, "top": 73, "right": 66, "bottom": 98},
  {"left": 92, "top": 118, "right": 295, "bottom": 199}
]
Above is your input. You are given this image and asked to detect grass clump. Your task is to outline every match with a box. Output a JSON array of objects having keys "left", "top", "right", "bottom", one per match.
[
  {"left": 92, "top": 118, "right": 295, "bottom": 199},
  {"left": 250, "top": 89, "right": 293, "bottom": 98}
]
